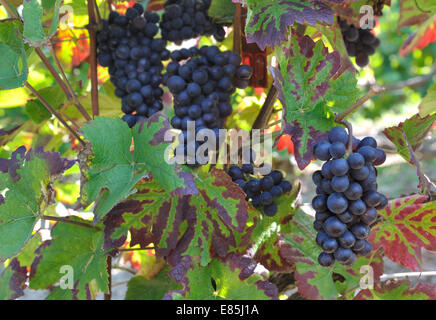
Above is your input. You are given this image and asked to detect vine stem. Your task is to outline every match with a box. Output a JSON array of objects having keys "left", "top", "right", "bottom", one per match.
[
  {"left": 40, "top": 215, "right": 98, "bottom": 230},
  {"left": 0, "top": 0, "right": 16, "bottom": 17},
  {"left": 25, "top": 83, "right": 86, "bottom": 146},
  {"left": 48, "top": 44, "right": 92, "bottom": 121},
  {"left": 118, "top": 247, "right": 155, "bottom": 252},
  {"left": 336, "top": 119, "right": 353, "bottom": 154},
  {"left": 87, "top": 0, "right": 100, "bottom": 118},
  {"left": 335, "top": 85, "right": 384, "bottom": 122},
  {"left": 251, "top": 85, "right": 278, "bottom": 131},
  {"left": 0, "top": 0, "right": 92, "bottom": 122},
  {"left": 233, "top": 3, "right": 242, "bottom": 55}
]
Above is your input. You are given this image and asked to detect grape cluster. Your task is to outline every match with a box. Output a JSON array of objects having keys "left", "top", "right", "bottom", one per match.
[
  {"left": 227, "top": 164, "right": 293, "bottom": 217},
  {"left": 96, "top": 3, "right": 170, "bottom": 128},
  {"left": 338, "top": 18, "right": 380, "bottom": 68},
  {"left": 160, "top": 0, "right": 225, "bottom": 43},
  {"left": 311, "top": 126, "right": 387, "bottom": 267},
  {"left": 165, "top": 46, "right": 252, "bottom": 167}
]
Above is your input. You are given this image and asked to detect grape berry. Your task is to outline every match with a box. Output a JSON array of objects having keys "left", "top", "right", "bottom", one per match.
[
  {"left": 312, "top": 126, "right": 387, "bottom": 267},
  {"left": 160, "top": 0, "right": 226, "bottom": 43},
  {"left": 227, "top": 164, "right": 292, "bottom": 217},
  {"left": 338, "top": 18, "right": 380, "bottom": 68},
  {"left": 96, "top": 3, "right": 169, "bottom": 128}
]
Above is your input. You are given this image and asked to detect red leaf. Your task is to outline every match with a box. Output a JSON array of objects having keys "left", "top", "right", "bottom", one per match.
[
  {"left": 400, "top": 15, "right": 436, "bottom": 56},
  {"left": 369, "top": 195, "right": 436, "bottom": 271}
]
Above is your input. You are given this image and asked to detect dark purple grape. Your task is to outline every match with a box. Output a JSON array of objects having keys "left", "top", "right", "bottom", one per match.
[
  {"left": 329, "top": 142, "right": 346, "bottom": 159},
  {"left": 347, "top": 153, "right": 365, "bottom": 169},
  {"left": 376, "top": 194, "right": 388, "bottom": 210},
  {"left": 323, "top": 216, "right": 346, "bottom": 237},
  {"left": 313, "top": 141, "right": 331, "bottom": 161},
  {"left": 312, "top": 194, "right": 328, "bottom": 212},
  {"left": 362, "top": 190, "right": 381, "bottom": 207},
  {"left": 318, "top": 252, "right": 334, "bottom": 267},
  {"left": 344, "top": 182, "right": 363, "bottom": 201},
  {"left": 351, "top": 223, "right": 370, "bottom": 240},
  {"left": 330, "top": 158, "right": 349, "bottom": 176},
  {"left": 327, "top": 192, "right": 348, "bottom": 214},
  {"left": 322, "top": 237, "right": 339, "bottom": 253},
  {"left": 334, "top": 247, "right": 353, "bottom": 264},
  {"left": 339, "top": 231, "right": 356, "bottom": 248},
  {"left": 328, "top": 126, "right": 348, "bottom": 145},
  {"left": 360, "top": 207, "right": 378, "bottom": 225},
  {"left": 264, "top": 202, "right": 278, "bottom": 216},
  {"left": 331, "top": 175, "right": 350, "bottom": 193},
  {"left": 338, "top": 211, "right": 353, "bottom": 223}
]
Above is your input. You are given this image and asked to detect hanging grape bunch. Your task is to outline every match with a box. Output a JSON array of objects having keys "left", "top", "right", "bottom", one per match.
[
  {"left": 311, "top": 126, "right": 388, "bottom": 267},
  {"left": 96, "top": 3, "right": 170, "bottom": 128},
  {"left": 227, "top": 163, "right": 293, "bottom": 217},
  {"left": 165, "top": 46, "right": 252, "bottom": 167},
  {"left": 338, "top": 17, "right": 380, "bottom": 68},
  {"left": 160, "top": 0, "right": 226, "bottom": 43}
]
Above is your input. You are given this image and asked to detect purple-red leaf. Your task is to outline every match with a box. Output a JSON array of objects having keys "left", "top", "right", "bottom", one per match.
[{"left": 369, "top": 195, "right": 436, "bottom": 271}]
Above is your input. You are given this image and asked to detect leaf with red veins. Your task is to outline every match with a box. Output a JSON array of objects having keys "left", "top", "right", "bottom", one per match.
[
  {"left": 271, "top": 34, "right": 358, "bottom": 169},
  {"left": 244, "top": 0, "right": 334, "bottom": 51},
  {"left": 104, "top": 168, "right": 249, "bottom": 268},
  {"left": 355, "top": 279, "right": 436, "bottom": 300},
  {"left": 383, "top": 113, "right": 436, "bottom": 194},
  {"left": 369, "top": 195, "right": 436, "bottom": 271}
]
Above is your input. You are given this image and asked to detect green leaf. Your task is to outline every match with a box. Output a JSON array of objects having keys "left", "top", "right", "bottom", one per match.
[
  {"left": 103, "top": 168, "right": 248, "bottom": 268},
  {"left": 355, "top": 280, "right": 436, "bottom": 300},
  {"left": 171, "top": 255, "right": 278, "bottom": 300},
  {"left": 126, "top": 267, "right": 182, "bottom": 300},
  {"left": 22, "top": 0, "right": 47, "bottom": 44},
  {"left": 383, "top": 113, "right": 436, "bottom": 194},
  {"left": 0, "top": 258, "right": 27, "bottom": 300},
  {"left": 22, "top": 0, "right": 62, "bottom": 45},
  {"left": 208, "top": 0, "right": 235, "bottom": 21},
  {"left": 29, "top": 217, "right": 109, "bottom": 299},
  {"left": 271, "top": 34, "right": 358, "bottom": 170},
  {"left": 0, "top": 20, "right": 28, "bottom": 89},
  {"left": 81, "top": 114, "right": 191, "bottom": 222},
  {"left": 0, "top": 156, "right": 48, "bottom": 259},
  {"left": 418, "top": 82, "right": 436, "bottom": 116},
  {"left": 399, "top": 0, "right": 436, "bottom": 30}
]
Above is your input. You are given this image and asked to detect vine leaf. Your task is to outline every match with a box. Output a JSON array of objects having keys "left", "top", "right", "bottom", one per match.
[
  {"left": 0, "top": 147, "right": 73, "bottom": 260},
  {"left": 355, "top": 279, "right": 436, "bottom": 300},
  {"left": 22, "top": 0, "right": 62, "bottom": 46},
  {"left": 279, "top": 209, "right": 384, "bottom": 299},
  {"left": 0, "top": 19, "right": 28, "bottom": 89},
  {"left": 104, "top": 168, "right": 249, "bottom": 268},
  {"left": 167, "top": 254, "right": 278, "bottom": 300},
  {"left": 271, "top": 34, "right": 358, "bottom": 170},
  {"left": 398, "top": 0, "right": 436, "bottom": 31},
  {"left": 250, "top": 182, "right": 301, "bottom": 271},
  {"left": 125, "top": 266, "right": 182, "bottom": 300},
  {"left": 0, "top": 233, "right": 42, "bottom": 300},
  {"left": 383, "top": 113, "right": 436, "bottom": 194},
  {"left": 0, "top": 258, "right": 27, "bottom": 300},
  {"left": 400, "top": 14, "right": 436, "bottom": 56},
  {"left": 368, "top": 195, "right": 436, "bottom": 271},
  {"left": 418, "top": 82, "right": 436, "bottom": 116},
  {"left": 244, "top": 0, "right": 334, "bottom": 50},
  {"left": 80, "top": 114, "right": 196, "bottom": 223},
  {"left": 29, "top": 217, "right": 109, "bottom": 300}
]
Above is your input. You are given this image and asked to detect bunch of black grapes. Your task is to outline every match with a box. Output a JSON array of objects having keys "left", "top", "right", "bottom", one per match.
[
  {"left": 160, "top": 0, "right": 226, "bottom": 43},
  {"left": 338, "top": 18, "right": 380, "bottom": 68},
  {"left": 311, "top": 126, "right": 388, "bottom": 267},
  {"left": 227, "top": 164, "right": 293, "bottom": 217},
  {"left": 96, "top": 3, "right": 170, "bottom": 128},
  {"left": 165, "top": 46, "right": 252, "bottom": 167}
]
